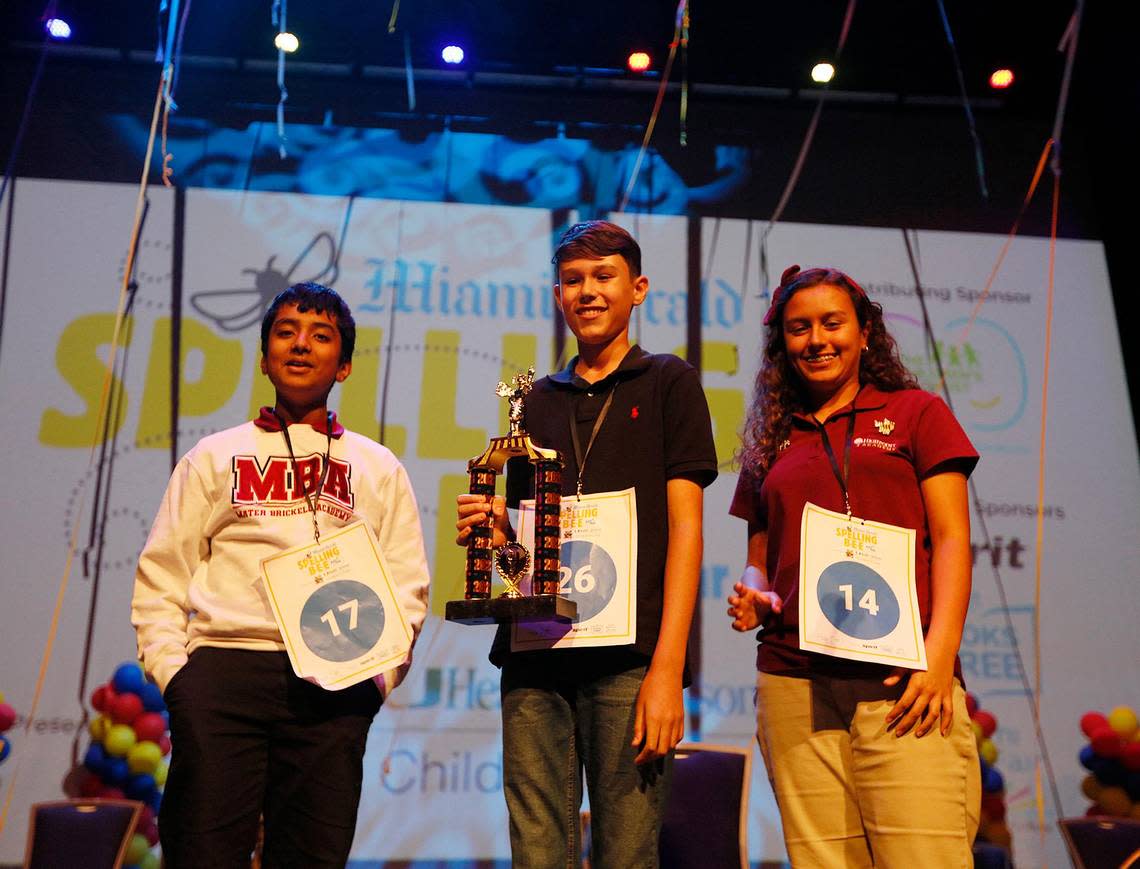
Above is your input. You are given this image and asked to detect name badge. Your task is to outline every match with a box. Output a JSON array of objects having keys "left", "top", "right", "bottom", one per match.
[
  {"left": 260, "top": 520, "right": 415, "bottom": 689},
  {"left": 510, "top": 487, "right": 638, "bottom": 651},
  {"left": 798, "top": 502, "right": 927, "bottom": 670}
]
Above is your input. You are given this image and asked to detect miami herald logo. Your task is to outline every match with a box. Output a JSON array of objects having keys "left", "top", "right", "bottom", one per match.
[{"left": 231, "top": 453, "right": 355, "bottom": 509}]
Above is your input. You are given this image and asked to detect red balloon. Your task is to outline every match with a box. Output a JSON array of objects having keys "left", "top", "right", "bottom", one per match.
[
  {"left": 1082, "top": 711, "right": 1111, "bottom": 738},
  {"left": 981, "top": 793, "right": 1007, "bottom": 821},
  {"left": 966, "top": 693, "right": 978, "bottom": 717},
  {"left": 1091, "top": 726, "right": 1124, "bottom": 758},
  {"left": 1120, "top": 741, "right": 1140, "bottom": 772},
  {"left": 973, "top": 710, "right": 997, "bottom": 738},
  {"left": 133, "top": 712, "right": 166, "bottom": 743},
  {"left": 144, "top": 820, "right": 160, "bottom": 846},
  {"left": 1086, "top": 803, "right": 1109, "bottom": 817},
  {"left": 0, "top": 702, "right": 16, "bottom": 733},
  {"left": 158, "top": 734, "right": 172, "bottom": 756},
  {"left": 138, "top": 804, "right": 155, "bottom": 829},
  {"left": 77, "top": 772, "right": 103, "bottom": 798},
  {"left": 97, "top": 785, "right": 125, "bottom": 800},
  {"left": 110, "top": 692, "right": 143, "bottom": 725}
]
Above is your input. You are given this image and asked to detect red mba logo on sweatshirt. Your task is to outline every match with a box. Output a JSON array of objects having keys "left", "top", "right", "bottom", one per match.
[{"left": 231, "top": 454, "right": 355, "bottom": 510}]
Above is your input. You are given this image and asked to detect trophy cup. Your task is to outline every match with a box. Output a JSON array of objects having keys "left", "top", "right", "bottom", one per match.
[{"left": 444, "top": 368, "right": 578, "bottom": 625}]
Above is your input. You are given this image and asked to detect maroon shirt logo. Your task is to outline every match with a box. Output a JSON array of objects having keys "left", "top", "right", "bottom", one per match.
[{"left": 231, "top": 454, "right": 355, "bottom": 509}]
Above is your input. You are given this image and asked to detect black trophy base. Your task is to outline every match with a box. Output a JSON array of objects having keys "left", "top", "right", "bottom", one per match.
[{"left": 445, "top": 594, "right": 578, "bottom": 626}]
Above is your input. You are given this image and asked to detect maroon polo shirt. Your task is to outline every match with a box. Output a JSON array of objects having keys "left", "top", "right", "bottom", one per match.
[{"left": 729, "top": 385, "right": 978, "bottom": 675}]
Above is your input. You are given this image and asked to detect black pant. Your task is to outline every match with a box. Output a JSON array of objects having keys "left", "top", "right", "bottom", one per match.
[{"left": 160, "top": 647, "right": 382, "bottom": 869}]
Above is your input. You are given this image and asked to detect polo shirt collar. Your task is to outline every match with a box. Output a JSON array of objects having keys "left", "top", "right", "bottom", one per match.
[
  {"left": 254, "top": 406, "right": 345, "bottom": 438},
  {"left": 549, "top": 344, "right": 652, "bottom": 391},
  {"left": 790, "top": 382, "right": 890, "bottom": 425}
]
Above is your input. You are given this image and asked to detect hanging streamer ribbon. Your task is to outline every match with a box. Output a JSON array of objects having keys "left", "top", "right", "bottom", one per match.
[
  {"left": 679, "top": 1, "right": 690, "bottom": 147},
  {"left": 388, "top": 0, "right": 401, "bottom": 34},
  {"left": 618, "top": 0, "right": 687, "bottom": 212},
  {"left": 273, "top": 0, "right": 290, "bottom": 159},
  {"left": 934, "top": 0, "right": 989, "bottom": 199}
]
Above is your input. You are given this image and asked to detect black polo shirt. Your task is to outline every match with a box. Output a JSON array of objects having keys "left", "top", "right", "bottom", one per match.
[{"left": 492, "top": 346, "right": 718, "bottom": 673}]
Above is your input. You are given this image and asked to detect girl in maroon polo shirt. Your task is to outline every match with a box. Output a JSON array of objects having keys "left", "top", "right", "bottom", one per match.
[{"left": 727, "top": 266, "right": 981, "bottom": 867}]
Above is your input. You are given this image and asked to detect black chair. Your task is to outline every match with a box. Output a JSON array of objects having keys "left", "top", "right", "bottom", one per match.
[
  {"left": 23, "top": 798, "right": 143, "bottom": 869},
  {"left": 659, "top": 743, "right": 752, "bottom": 869},
  {"left": 1058, "top": 817, "right": 1140, "bottom": 869}
]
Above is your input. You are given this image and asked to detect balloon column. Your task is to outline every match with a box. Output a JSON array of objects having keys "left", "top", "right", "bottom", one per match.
[
  {"left": 79, "top": 662, "right": 169, "bottom": 869},
  {"left": 1078, "top": 705, "right": 1140, "bottom": 819},
  {"left": 968, "top": 692, "right": 1012, "bottom": 854},
  {"left": 0, "top": 689, "right": 17, "bottom": 769}
]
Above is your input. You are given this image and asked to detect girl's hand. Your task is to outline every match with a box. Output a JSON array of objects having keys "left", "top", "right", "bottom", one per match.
[{"left": 726, "top": 581, "right": 783, "bottom": 631}]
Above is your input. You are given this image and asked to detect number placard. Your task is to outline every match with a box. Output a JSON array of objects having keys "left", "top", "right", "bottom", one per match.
[
  {"left": 261, "top": 520, "right": 414, "bottom": 689},
  {"left": 799, "top": 502, "right": 926, "bottom": 669},
  {"left": 511, "top": 488, "right": 637, "bottom": 651}
]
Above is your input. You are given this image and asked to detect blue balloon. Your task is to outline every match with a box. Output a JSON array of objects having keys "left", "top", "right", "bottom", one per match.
[
  {"left": 149, "top": 789, "right": 162, "bottom": 813},
  {"left": 125, "top": 773, "right": 157, "bottom": 801},
  {"left": 1079, "top": 745, "right": 1098, "bottom": 771},
  {"left": 1125, "top": 771, "right": 1140, "bottom": 802},
  {"left": 84, "top": 743, "right": 108, "bottom": 776},
  {"left": 139, "top": 683, "right": 165, "bottom": 713},
  {"left": 1, "top": 735, "right": 14, "bottom": 764},
  {"left": 112, "top": 662, "right": 146, "bottom": 696},
  {"left": 982, "top": 766, "right": 1004, "bottom": 793},
  {"left": 1097, "top": 759, "right": 1126, "bottom": 787},
  {"left": 106, "top": 757, "right": 131, "bottom": 786}
]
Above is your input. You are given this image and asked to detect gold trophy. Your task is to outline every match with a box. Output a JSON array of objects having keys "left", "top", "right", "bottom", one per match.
[{"left": 445, "top": 368, "right": 577, "bottom": 625}]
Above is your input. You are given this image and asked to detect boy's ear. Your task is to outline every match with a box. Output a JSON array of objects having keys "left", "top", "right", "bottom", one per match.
[
  {"left": 632, "top": 274, "right": 649, "bottom": 307},
  {"left": 259, "top": 355, "right": 268, "bottom": 375},
  {"left": 336, "top": 361, "right": 352, "bottom": 383}
]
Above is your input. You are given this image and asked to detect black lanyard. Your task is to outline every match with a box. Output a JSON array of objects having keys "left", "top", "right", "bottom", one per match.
[
  {"left": 273, "top": 409, "right": 333, "bottom": 544},
  {"left": 569, "top": 386, "right": 616, "bottom": 497},
  {"left": 816, "top": 410, "right": 857, "bottom": 518}
]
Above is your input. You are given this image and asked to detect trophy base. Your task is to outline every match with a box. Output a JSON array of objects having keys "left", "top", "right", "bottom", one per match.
[{"left": 445, "top": 594, "right": 578, "bottom": 626}]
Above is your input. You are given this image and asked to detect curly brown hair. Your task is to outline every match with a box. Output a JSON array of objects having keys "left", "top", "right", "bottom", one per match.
[{"left": 740, "top": 267, "right": 918, "bottom": 478}]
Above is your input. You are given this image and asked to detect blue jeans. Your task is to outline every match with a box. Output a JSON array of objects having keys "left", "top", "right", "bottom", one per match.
[{"left": 500, "top": 656, "right": 673, "bottom": 869}]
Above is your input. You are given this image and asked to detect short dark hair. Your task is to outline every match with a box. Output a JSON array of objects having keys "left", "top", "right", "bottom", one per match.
[
  {"left": 260, "top": 282, "right": 356, "bottom": 364},
  {"left": 552, "top": 220, "right": 642, "bottom": 278}
]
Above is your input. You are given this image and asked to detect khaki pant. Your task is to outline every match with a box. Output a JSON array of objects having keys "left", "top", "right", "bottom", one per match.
[{"left": 756, "top": 670, "right": 980, "bottom": 868}]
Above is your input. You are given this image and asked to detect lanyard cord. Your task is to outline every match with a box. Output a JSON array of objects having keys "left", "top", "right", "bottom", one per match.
[
  {"left": 272, "top": 409, "right": 333, "bottom": 544},
  {"left": 569, "top": 386, "right": 616, "bottom": 497},
  {"left": 815, "top": 410, "right": 858, "bottom": 519}
]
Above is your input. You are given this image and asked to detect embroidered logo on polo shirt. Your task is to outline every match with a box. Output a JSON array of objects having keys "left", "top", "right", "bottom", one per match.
[
  {"left": 874, "top": 418, "right": 896, "bottom": 435},
  {"left": 854, "top": 437, "right": 898, "bottom": 452},
  {"left": 631, "top": 405, "right": 639, "bottom": 419}
]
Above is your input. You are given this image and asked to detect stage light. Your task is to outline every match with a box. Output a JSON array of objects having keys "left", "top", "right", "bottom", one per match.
[
  {"left": 442, "top": 45, "right": 465, "bottom": 65},
  {"left": 811, "top": 62, "right": 835, "bottom": 84},
  {"left": 274, "top": 31, "right": 299, "bottom": 53},
  {"left": 989, "top": 68, "right": 1014, "bottom": 89},
  {"left": 45, "top": 17, "right": 72, "bottom": 39},
  {"left": 627, "top": 52, "right": 651, "bottom": 73}
]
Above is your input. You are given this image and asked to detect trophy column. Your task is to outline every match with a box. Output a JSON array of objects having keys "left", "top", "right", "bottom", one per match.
[
  {"left": 464, "top": 467, "right": 497, "bottom": 599},
  {"left": 532, "top": 459, "right": 562, "bottom": 596}
]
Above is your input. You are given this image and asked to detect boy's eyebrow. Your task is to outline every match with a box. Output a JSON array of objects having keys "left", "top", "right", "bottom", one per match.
[{"left": 272, "top": 316, "right": 336, "bottom": 330}]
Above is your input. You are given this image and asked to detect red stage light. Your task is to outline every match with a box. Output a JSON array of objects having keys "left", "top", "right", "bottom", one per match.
[
  {"left": 628, "top": 52, "right": 651, "bottom": 73},
  {"left": 989, "top": 68, "right": 1014, "bottom": 89}
]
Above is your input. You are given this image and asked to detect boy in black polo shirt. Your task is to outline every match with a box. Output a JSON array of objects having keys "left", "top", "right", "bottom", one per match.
[{"left": 456, "top": 221, "right": 717, "bottom": 868}]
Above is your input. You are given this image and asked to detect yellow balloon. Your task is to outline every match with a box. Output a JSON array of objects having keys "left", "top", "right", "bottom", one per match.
[
  {"left": 971, "top": 720, "right": 984, "bottom": 744},
  {"left": 124, "top": 833, "right": 149, "bottom": 865},
  {"left": 153, "top": 761, "right": 169, "bottom": 787},
  {"left": 0, "top": 690, "right": 6, "bottom": 703},
  {"left": 1098, "top": 786, "right": 1133, "bottom": 817},
  {"left": 1081, "top": 774, "right": 1103, "bottom": 801},
  {"left": 127, "top": 741, "right": 162, "bottom": 775},
  {"left": 140, "top": 851, "right": 161, "bottom": 869},
  {"left": 1108, "top": 706, "right": 1139, "bottom": 739},
  {"left": 103, "top": 724, "right": 136, "bottom": 757},
  {"left": 88, "top": 715, "right": 109, "bottom": 741},
  {"left": 980, "top": 739, "right": 999, "bottom": 765}
]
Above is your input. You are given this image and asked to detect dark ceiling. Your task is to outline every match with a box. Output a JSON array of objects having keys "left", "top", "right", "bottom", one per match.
[{"left": 2, "top": 0, "right": 1083, "bottom": 110}]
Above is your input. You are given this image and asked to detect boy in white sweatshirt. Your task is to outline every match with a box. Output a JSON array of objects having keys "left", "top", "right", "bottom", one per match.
[{"left": 132, "top": 282, "right": 429, "bottom": 868}]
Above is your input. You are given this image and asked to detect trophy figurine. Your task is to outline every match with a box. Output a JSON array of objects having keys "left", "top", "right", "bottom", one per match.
[{"left": 445, "top": 368, "right": 577, "bottom": 625}]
